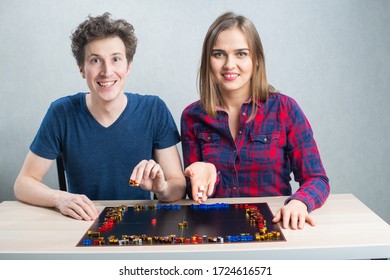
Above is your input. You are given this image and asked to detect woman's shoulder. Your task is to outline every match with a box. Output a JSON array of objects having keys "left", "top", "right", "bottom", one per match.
[
  {"left": 269, "top": 92, "right": 296, "bottom": 103},
  {"left": 181, "top": 100, "right": 203, "bottom": 117},
  {"left": 183, "top": 100, "right": 202, "bottom": 112},
  {"left": 266, "top": 92, "right": 301, "bottom": 109}
]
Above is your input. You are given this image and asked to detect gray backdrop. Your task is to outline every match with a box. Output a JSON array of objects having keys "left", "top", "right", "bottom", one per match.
[{"left": 1, "top": 0, "right": 389, "bottom": 223}]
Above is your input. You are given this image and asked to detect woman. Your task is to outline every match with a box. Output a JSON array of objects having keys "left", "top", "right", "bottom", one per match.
[{"left": 181, "top": 12, "right": 330, "bottom": 230}]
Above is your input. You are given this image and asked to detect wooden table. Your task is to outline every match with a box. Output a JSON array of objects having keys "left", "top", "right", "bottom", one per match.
[{"left": 0, "top": 194, "right": 389, "bottom": 259}]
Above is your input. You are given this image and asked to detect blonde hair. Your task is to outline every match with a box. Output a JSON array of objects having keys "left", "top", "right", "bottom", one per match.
[{"left": 198, "top": 12, "right": 274, "bottom": 121}]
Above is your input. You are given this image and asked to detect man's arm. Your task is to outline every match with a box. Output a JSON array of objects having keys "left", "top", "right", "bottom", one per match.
[
  {"left": 154, "top": 145, "right": 186, "bottom": 201},
  {"left": 14, "top": 151, "right": 99, "bottom": 220}
]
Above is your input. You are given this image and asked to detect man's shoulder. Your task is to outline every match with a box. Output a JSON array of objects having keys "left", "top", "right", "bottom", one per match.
[
  {"left": 125, "top": 92, "right": 170, "bottom": 113},
  {"left": 50, "top": 92, "right": 84, "bottom": 106}
]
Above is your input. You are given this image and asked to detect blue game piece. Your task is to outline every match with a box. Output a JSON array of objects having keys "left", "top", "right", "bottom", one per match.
[{"left": 83, "top": 239, "right": 92, "bottom": 246}]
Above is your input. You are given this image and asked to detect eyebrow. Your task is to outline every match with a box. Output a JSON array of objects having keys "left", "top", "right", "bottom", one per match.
[
  {"left": 212, "top": 48, "right": 250, "bottom": 52},
  {"left": 87, "top": 52, "right": 124, "bottom": 57}
]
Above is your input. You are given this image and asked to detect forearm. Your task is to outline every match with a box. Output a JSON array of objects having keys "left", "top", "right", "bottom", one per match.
[
  {"left": 14, "top": 174, "right": 62, "bottom": 209},
  {"left": 288, "top": 176, "right": 330, "bottom": 212},
  {"left": 155, "top": 177, "right": 186, "bottom": 202}
]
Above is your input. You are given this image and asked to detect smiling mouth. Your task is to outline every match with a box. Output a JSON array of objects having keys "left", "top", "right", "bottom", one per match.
[
  {"left": 222, "top": 73, "right": 239, "bottom": 80},
  {"left": 98, "top": 81, "right": 116, "bottom": 87}
]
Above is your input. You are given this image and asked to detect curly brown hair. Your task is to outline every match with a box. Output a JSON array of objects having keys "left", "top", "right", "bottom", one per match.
[{"left": 70, "top": 12, "right": 137, "bottom": 66}]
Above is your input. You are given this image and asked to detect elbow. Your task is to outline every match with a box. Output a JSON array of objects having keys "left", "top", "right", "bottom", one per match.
[{"left": 13, "top": 175, "right": 24, "bottom": 201}]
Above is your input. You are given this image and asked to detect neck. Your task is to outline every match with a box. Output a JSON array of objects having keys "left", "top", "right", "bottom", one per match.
[
  {"left": 86, "top": 93, "right": 127, "bottom": 127},
  {"left": 221, "top": 91, "right": 250, "bottom": 112}
]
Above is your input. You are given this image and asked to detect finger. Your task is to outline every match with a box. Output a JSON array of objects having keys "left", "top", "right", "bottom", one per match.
[
  {"left": 184, "top": 166, "right": 195, "bottom": 178},
  {"left": 305, "top": 214, "right": 316, "bottom": 227},
  {"left": 148, "top": 163, "right": 162, "bottom": 180},
  {"left": 73, "top": 200, "right": 97, "bottom": 221},
  {"left": 206, "top": 182, "right": 215, "bottom": 197},
  {"left": 192, "top": 186, "right": 199, "bottom": 203},
  {"left": 62, "top": 206, "right": 83, "bottom": 220},
  {"left": 64, "top": 201, "right": 90, "bottom": 221},
  {"left": 130, "top": 160, "right": 148, "bottom": 185},
  {"left": 192, "top": 184, "right": 206, "bottom": 204},
  {"left": 282, "top": 210, "right": 291, "bottom": 229},
  {"left": 290, "top": 213, "right": 298, "bottom": 230},
  {"left": 298, "top": 214, "right": 306, "bottom": 230},
  {"left": 141, "top": 160, "right": 155, "bottom": 179},
  {"left": 66, "top": 195, "right": 97, "bottom": 221},
  {"left": 80, "top": 195, "right": 99, "bottom": 219},
  {"left": 198, "top": 185, "right": 208, "bottom": 203},
  {"left": 272, "top": 210, "right": 281, "bottom": 223},
  {"left": 189, "top": 177, "right": 200, "bottom": 202}
]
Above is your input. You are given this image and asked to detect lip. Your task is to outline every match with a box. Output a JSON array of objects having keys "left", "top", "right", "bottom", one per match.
[{"left": 222, "top": 72, "right": 239, "bottom": 81}]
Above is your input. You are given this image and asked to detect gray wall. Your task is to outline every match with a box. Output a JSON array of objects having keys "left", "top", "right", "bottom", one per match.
[{"left": 1, "top": 0, "right": 389, "bottom": 223}]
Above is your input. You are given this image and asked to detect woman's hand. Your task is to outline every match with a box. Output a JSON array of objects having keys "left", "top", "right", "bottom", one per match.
[
  {"left": 272, "top": 199, "right": 315, "bottom": 230},
  {"left": 184, "top": 162, "right": 217, "bottom": 204}
]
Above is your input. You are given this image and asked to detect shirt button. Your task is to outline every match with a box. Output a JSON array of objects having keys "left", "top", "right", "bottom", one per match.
[
  {"left": 238, "top": 131, "right": 242, "bottom": 134},
  {"left": 264, "top": 137, "right": 268, "bottom": 142},
  {"left": 242, "top": 112, "right": 247, "bottom": 116},
  {"left": 207, "top": 137, "right": 211, "bottom": 140}
]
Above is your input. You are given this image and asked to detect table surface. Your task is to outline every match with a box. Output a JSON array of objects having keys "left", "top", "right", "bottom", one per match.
[{"left": 0, "top": 193, "right": 389, "bottom": 260}]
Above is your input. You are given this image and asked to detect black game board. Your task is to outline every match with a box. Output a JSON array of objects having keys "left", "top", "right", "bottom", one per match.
[{"left": 77, "top": 202, "right": 286, "bottom": 246}]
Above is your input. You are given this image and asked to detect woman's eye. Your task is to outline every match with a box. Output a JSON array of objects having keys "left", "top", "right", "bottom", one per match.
[
  {"left": 237, "top": 51, "right": 248, "bottom": 57},
  {"left": 213, "top": 52, "right": 224, "bottom": 58}
]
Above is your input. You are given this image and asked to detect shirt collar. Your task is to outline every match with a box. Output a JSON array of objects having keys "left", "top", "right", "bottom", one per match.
[{"left": 216, "top": 97, "right": 263, "bottom": 111}]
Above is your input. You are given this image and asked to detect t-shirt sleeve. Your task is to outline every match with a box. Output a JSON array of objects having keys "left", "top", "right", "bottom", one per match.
[
  {"left": 30, "top": 102, "right": 62, "bottom": 160},
  {"left": 152, "top": 97, "right": 180, "bottom": 149}
]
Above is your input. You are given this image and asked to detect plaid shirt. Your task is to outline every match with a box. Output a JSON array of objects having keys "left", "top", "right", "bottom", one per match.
[{"left": 181, "top": 93, "right": 330, "bottom": 212}]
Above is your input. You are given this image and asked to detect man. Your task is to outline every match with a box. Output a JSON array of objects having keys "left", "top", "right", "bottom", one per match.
[{"left": 14, "top": 13, "right": 189, "bottom": 220}]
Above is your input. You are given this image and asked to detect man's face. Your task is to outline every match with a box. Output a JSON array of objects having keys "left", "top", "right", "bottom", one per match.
[{"left": 80, "top": 36, "right": 131, "bottom": 103}]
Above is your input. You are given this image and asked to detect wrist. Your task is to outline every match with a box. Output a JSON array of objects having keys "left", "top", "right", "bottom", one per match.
[{"left": 154, "top": 180, "right": 169, "bottom": 200}]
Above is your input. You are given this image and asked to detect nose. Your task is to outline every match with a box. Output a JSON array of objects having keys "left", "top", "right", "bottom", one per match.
[
  {"left": 100, "top": 61, "right": 113, "bottom": 77},
  {"left": 223, "top": 55, "right": 236, "bottom": 69}
]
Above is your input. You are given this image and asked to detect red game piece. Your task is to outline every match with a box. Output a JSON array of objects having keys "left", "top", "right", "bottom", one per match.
[{"left": 151, "top": 218, "right": 157, "bottom": 225}]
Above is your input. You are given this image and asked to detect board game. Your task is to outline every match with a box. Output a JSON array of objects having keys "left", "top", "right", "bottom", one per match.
[{"left": 77, "top": 202, "right": 286, "bottom": 246}]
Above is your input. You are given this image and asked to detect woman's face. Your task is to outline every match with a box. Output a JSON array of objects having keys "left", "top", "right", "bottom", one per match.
[{"left": 210, "top": 27, "right": 253, "bottom": 98}]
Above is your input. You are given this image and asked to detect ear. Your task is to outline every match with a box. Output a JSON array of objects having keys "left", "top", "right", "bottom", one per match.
[
  {"left": 126, "top": 62, "right": 132, "bottom": 76},
  {"left": 79, "top": 65, "right": 85, "bottom": 79}
]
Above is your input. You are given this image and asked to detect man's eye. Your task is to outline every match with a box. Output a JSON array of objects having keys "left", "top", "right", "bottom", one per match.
[
  {"left": 113, "top": 57, "right": 121, "bottom": 62},
  {"left": 91, "top": 58, "right": 101, "bottom": 64}
]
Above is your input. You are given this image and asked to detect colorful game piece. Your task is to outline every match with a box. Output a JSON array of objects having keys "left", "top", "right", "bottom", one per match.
[
  {"left": 83, "top": 239, "right": 91, "bottom": 245},
  {"left": 129, "top": 179, "right": 139, "bottom": 187}
]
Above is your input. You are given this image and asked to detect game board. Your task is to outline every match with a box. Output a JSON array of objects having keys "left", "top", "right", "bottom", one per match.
[{"left": 77, "top": 202, "right": 286, "bottom": 246}]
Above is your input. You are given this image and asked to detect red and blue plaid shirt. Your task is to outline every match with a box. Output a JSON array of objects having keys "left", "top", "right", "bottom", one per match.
[{"left": 181, "top": 93, "right": 330, "bottom": 212}]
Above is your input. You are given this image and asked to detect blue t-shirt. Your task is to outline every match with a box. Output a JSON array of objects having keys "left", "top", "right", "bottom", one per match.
[{"left": 30, "top": 92, "right": 180, "bottom": 200}]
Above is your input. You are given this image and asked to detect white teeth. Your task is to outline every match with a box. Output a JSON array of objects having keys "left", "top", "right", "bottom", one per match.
[
  {"left": 224, "top": 74, "right": 238, "bottom": 78},
  {"left": 98, "top": 81, "right": 115, "bottom": 87}
]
